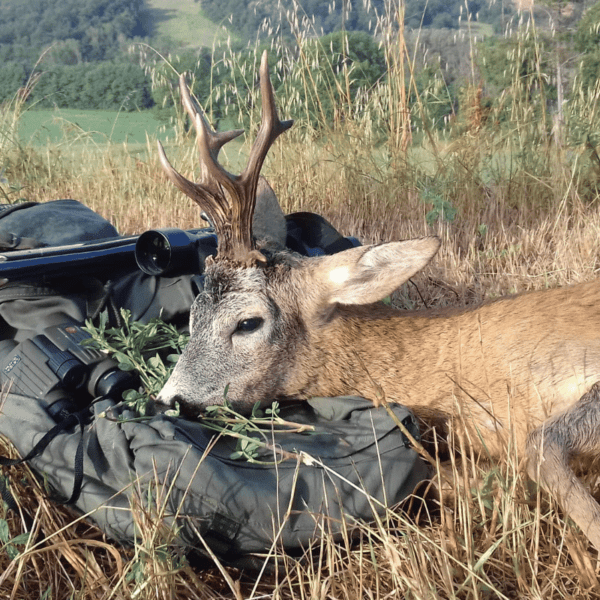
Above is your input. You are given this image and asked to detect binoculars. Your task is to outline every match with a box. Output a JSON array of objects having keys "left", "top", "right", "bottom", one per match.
[
  {"left": 0, "top": 228, "right": 219, "bottom": 421},
  {"left": 0, "top": 320, "right": 138, "bottom": 421}
]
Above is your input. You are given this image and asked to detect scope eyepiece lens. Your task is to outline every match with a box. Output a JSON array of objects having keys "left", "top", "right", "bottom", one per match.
[
  {"left": 136, "top": 231, "right": 173, "bottom": 275},
  {"left": 135, "top": 228, "right": 216, "bottom": 277}
]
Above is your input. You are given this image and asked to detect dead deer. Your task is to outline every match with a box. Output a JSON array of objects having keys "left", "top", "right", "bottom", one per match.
[{"left": 156, "top": 51, "right": 600, "bottom": 553}]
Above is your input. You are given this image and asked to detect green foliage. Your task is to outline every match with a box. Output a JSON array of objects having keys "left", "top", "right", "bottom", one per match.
[
  {"left": 0, "top": 514, "right": 30, "bottom": 560},
  {"left": 202, "top": 401, "right": 315, "bottom": 463},
  {"left": 280, "top": 31, "right": 387, "bottom": 129},
  {"left": 148, "top": 48, "right": 215, "bottom": 121},
  {"left": 27, "top": 62, "right": 153, "bottom": 111},
  {"left": 201, "top": 0, "right": 511, "bottom": 41},
  {"left": 0, "top": 64, "right": 27, "bottom": 105},
  {"left": 574, "top": 1, "right": 600, "bottom": 53},
  {"left": 577, "top": 50, "right": 600, "bottom": 92},
  {"left": 479, "top": 35, "right": 549, "bottom": 95},
  {"left": 411, "top": 65, "right": 455, "bottom": 130},
  {"left": 145, "top": 32, "right": 387, "bottom": 130},
  {"left": 0, "top": 0, "right": 149, "bottom": 65},
  {"left": 574, "top": 2, "right": 600, "bottom": 92},
  {"left": 421, "top": 188, "right": 457, "bottom": 226},
  {"left": 0, "top": 0, "right": 153, "bottom": 111},
  {"left": 201, "top": 0, "right": 385, "bottom": 40},
  {"left": 406, "top": 0, "right": 507, "bottom": 30},
  {"left": 478, "top": 31, "right": 553, "bottom": 133},
  {"left": 83, "top": 309, "right": 189, "bottom": 414}
]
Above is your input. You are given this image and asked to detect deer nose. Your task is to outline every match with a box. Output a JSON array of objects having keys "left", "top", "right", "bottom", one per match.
[{"left": 156, "top": 380, "right": 179, "bottom": 406}]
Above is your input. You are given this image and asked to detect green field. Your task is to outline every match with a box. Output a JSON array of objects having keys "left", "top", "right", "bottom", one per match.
[
  {"left": 17, "top": 108, "right": 175, "bottom": 147},
  {"left": 145, "top": 0, "right": 231, "bottom": 48}
]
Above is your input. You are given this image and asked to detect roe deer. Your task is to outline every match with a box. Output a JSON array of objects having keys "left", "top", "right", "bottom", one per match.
[{"left": 156, "top": 51, "right": 600, "bottom": 553}]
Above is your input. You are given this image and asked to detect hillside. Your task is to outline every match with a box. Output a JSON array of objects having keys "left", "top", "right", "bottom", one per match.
[
  {"left": 145, "top": 0, "right": 230, "bottom": 49},
  {"left": 201, "top": 0, "right": 510, "bottom": 40},
  {"left": 0, "top": 0, "right": 150, "bottom": 64}
]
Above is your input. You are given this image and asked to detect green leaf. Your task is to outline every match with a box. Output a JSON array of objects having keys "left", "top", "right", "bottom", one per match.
[
  {"left": 266, "top": 401, "right": 280, "bottom": 416},
  {"left": 148, "top": 354, "right": 164, "bottom": 369},
  {"left": 112, "top": 352, "right": 130, "bottom": 364},
  {"left": 251, "top": 403, "right": 264, "bottom": 418},
  {"left": 10, "top": 532, "right": 30, "bottom": 546},
  {"left": 123, "top": 389, "right": 141, "bottom": 401},
  {"left": 0, "top": 519, "right": 9, "bottom": 544}
]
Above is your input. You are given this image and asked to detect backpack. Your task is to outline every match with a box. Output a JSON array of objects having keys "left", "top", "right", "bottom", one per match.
[{"left": 0, "top": 200, "right": 429, "bottom": 568}]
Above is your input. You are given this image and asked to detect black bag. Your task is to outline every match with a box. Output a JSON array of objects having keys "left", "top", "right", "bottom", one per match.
[{"left": 0, "top": 200, "right": 429, "bottom": 566}]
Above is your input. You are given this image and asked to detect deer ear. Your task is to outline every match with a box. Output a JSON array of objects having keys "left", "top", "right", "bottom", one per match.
[{"left": 311, "top": 237, "right": 440, "bottom": 306}]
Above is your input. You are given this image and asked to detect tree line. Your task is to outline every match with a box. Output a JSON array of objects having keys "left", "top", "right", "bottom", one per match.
[
  {"left": 0, "top": 0, "right": 149, "bottom": 65},
  {"left": 200, "top": 0, "right": 509, "bottom": 39},
  {"left": 0, "top": 0, "right": 598, "bottom": 131},
  {"left": 0, "top": 0, "right": 152, "bottom": 109},
  {"left": 0, "top": 0, "right": 514, "bottom": 112}
]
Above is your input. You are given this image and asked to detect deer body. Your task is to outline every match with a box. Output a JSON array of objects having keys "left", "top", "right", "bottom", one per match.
[
  {"left": 296, "top": 281, "right": 600, "bottom": 457},
  {"left": 155, "top": 51, "right": 600, "bottom": 556}
]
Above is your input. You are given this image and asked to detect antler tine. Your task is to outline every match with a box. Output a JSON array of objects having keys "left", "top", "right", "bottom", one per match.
[
  {"left": 157, "top": 76, "right": 245, "bottom": 252},
  {"left": 218, "top": 50, "right": 293, "bottom": 264},
  {"left": 157, "top": 136, "right": 229, "bottom": 229},
  {"left": 239, "top": 50, "right": 294, "bottom": 195},
  {"left": 178, "top": 75, "right": 244, "bottom": 164}
]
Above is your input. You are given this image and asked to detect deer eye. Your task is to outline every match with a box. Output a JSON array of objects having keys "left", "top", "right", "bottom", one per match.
[{"left": 235, "top": 317, "right": 264, "bottom": 334}]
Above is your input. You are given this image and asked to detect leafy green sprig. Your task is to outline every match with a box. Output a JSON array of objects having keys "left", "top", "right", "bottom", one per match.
[
  {"left": 201, "top": 400, "right": 314, "bottom": 463},
  {"left": 83, "top": 309, "right": 188, "bottom": 415}
]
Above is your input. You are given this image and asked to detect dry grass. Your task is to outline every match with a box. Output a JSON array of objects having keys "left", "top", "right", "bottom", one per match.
[
  {"left": 3, "top": 3, "right": 600, "bottom": 597},
  {"left": 3, "top": 127, "right": 600, "bottom": 599},
  {"left": 3, "top": 418, "right": 600, "bottom": 598}
]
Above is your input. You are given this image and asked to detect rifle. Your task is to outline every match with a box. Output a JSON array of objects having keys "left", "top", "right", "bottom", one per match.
[{"left": 0, "top": 228, "right": 218, "bottom": 281}]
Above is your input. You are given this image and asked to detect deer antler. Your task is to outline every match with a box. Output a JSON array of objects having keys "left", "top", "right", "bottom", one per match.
[{"left": 157, "top": 50, "right": 293, "bottom": 266}]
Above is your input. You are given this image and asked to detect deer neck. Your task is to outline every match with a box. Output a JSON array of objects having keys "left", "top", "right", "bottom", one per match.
[{"left": 290, "top": 302, "right": 460, "bottom": 412}]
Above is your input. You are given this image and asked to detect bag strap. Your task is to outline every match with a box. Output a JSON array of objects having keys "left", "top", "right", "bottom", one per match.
[{"left": 0, "top": 408, "right": 90, "bottom": 509}]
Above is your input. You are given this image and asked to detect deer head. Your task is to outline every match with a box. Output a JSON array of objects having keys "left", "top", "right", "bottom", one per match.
[{"left": 156, "top": 51, "right": 440, "bottom": 417}]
